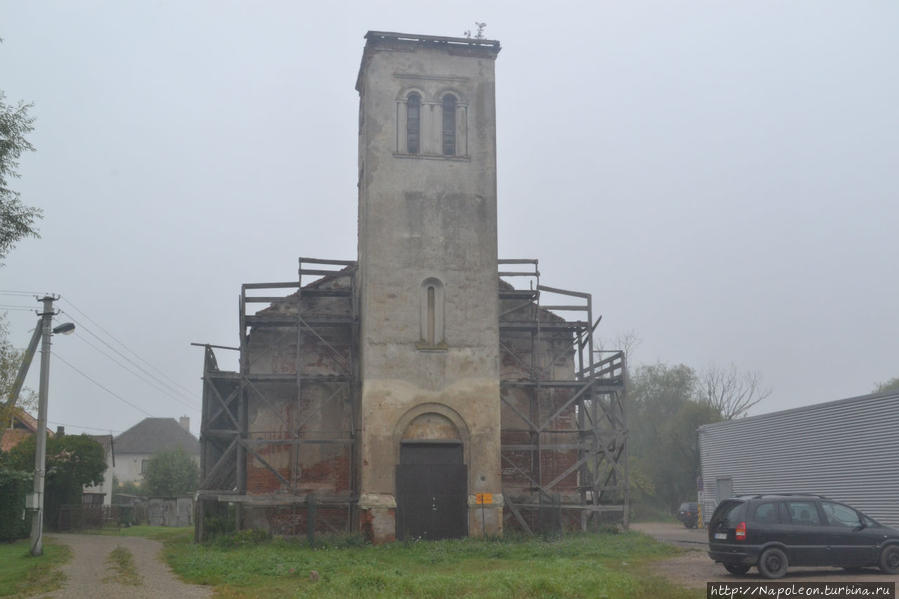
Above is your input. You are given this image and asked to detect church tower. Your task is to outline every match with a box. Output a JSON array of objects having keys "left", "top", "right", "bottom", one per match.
[{"left": 355, "top": 31, "right": 502, "bottom": 542}]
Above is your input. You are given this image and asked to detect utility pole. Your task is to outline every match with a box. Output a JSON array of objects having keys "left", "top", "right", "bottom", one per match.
[{"left": 30, "top": 295, "right": 56, "bottom": 557}]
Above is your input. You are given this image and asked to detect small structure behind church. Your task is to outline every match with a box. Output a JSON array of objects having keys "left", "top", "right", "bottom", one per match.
[{"left": 197, "top": 31, "right": 627, "bottom": 543}]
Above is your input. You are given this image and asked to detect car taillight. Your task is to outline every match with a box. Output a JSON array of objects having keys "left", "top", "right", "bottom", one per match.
[{"left": 735, "top": 521, "right": 746, "bottom": 541}]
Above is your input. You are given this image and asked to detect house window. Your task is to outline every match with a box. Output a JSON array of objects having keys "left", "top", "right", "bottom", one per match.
[
  {"left": 140, "top": 459, "right": 150, "bottom": 474},
  {"left": 418, "top": 278, "right": 445, "bottom": 348},
  {"left": 442, "top": 94, "right": 456, "bottom": 155},
  {"left": 406, "top": 92, "right": 421, "bottom": 154}
]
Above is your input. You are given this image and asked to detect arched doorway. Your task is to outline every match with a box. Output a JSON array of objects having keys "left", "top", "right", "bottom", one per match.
[{"left": 396, "top": 412, "right": 468, "bottom": 540}]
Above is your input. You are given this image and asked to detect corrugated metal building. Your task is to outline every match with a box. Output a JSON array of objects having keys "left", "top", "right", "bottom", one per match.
[{"left": 698, "top": 391, "right": 899, "bottom": 528}]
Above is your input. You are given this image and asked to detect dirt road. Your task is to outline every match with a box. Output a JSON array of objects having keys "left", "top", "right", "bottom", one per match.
[
  {"left": 632, "top": 521, "right": 899, "bottom": 590},
  {"left": 43, "top": 533, "right": 211, "bottom": 599}
]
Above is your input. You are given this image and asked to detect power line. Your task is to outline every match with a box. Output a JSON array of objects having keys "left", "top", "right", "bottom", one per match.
[
  {"left": 71, "top": 333, "right": 198, "bottom": 411},
  {"left": 59, "top": 298, "right": 197, "bottom": 398},
  {"left": 57, "top": 309, "right": 197, "bottom": 405},
  {"left": 0, "top": 304, "right": 37, "bottom": 311},
  {"left": 0, "top": 290, "right": 50, "bottom": 296},
  {"left": 48, "top": 420, "right": 122, "bottom": 434},
  {"left": 50, "top": 351, "right": 154, "bottom": 417}
]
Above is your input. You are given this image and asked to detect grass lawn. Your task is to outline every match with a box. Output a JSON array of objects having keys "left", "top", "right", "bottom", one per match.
[
  {"left": 137, "top": 528, "right": 695, "bottom": 599},
  {"left": 81, "top": 524, "right": 191, "bottom": 542},
  {"left": 0, "top": 539, "right": 71, "bottom": 597}
]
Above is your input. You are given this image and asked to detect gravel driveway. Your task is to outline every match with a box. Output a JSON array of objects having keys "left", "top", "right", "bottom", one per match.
[
  {"left": 632, "top": 521, "right": 899, "bottom": 590},
  {"left": 42, "top": 533, "right": 211, "bottom": 599}
]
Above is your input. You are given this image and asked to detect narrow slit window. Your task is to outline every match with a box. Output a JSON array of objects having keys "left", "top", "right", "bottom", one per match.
[
  {"left": 419, "top": 278, "right": 445, "bottom": 348},
  {"left": 442, "top": 94, "right": 456, "bottom": 155},
  {"left": 427, "top": 286, "right": 436, "bottom": 345},
  {"left": 406, "top": 93, "right": 421, "bottom": 154}
]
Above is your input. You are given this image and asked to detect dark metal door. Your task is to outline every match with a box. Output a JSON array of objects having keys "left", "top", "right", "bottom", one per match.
[{"left": 396, "top": 443, "right": 467, "bottom": 540}]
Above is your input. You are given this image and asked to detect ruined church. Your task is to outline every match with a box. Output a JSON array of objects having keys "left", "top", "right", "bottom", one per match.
[{"left": 197, "top": 31, "right": 627, "bottom": 543}]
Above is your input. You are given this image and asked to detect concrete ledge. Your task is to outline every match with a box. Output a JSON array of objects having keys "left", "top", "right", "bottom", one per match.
[{"left": 359, "top": 493, "right": 397, "bottom": 508}]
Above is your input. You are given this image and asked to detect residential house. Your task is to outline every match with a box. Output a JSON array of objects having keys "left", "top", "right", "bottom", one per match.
[{"left": 113, "top": 417, "right": 199, "bottom": 487}]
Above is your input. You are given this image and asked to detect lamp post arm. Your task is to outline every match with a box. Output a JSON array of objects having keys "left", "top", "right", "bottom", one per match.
[{"left": 5, "top": 320, "right": 43, "bottom": 409}]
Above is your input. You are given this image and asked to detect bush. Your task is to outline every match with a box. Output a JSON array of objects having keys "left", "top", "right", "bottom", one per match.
[
  {"left": 143, "top": 447, "right": 198, "bottom": 496},
  {"left": 5, "top": 434, "right": 105, "bottom": 530},
  {"left": 0, "top": 467, "right": 32, "bottom": 542}
]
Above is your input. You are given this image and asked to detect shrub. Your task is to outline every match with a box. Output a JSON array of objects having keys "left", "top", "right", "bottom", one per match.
[{"left": 0, "top": 467, "right": 32, "bottom": 541}]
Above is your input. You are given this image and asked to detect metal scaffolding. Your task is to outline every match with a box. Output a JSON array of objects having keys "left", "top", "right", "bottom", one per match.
[
  {"left": 498, "top": 259, "right": 628, "bottom": 534},
  {"left": 196, "top": 257, "right": 626, "bottom": 540},
  {"left": 196, "top": 258, "right": 359, "bottom": 541}
]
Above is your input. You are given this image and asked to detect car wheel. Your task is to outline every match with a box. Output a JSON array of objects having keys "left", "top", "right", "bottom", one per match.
[
  {"left": 879, "top": 545, "right": 899, "bottom": 574},
  {"left": 724, "top": 563, "right": 751, "bottom": 576},
  {"left": 758, "top": 547, "right": 789, "bottom": 579}
]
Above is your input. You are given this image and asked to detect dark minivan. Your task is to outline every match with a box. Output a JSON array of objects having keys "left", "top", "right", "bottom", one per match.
[{"left": 708, "top": 494, "right": 899, "bottom": 578}]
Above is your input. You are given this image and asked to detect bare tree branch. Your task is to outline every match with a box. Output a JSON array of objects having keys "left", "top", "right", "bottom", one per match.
[{"left": 700, "top": 363, "right": 772, "bottom": 419}]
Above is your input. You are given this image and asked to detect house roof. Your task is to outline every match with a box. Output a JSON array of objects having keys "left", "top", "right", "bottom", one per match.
[
  {"left": 14, "top": 409, "right": 39, "bottom": 432},
  {"left": 114, "top": 418, "right": 199, "bottom": 455},
  {"left": 1, "top": 429, "right": 32, "bottom": 452},
  {"left": 1, "top": 408, "right": 53, "bottom": 452}
]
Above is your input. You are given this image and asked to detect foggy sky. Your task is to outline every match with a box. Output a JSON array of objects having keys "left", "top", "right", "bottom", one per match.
[{"left": 2, "top": 1, "right": 897, "bottom": 437}]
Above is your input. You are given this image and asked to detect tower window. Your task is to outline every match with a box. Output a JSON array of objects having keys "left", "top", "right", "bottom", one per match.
[
  {"left": 442, "top": 94, "right": 456, "bottom": 156},
  {"left": 418, "top": 278, "right": 445, "bottom": 349},
  {"left": 426, "top": 285, "right": 436, "bottom": 345},
  {"left": 406, "top": 93, "right": 421, "bottom": 154}
]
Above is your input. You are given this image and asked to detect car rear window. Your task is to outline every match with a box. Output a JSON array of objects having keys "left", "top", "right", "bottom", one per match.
[{"left": 711, "top": 500, "right": 745, "bottom": 529}]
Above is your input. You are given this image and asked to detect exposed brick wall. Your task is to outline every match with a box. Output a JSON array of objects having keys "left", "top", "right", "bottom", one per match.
[
  {"left": 243, "top": 274, "right": 356, "bottom": 502},
  {"left": 499, "top": 289, "right": 584, "bottom": 532}
]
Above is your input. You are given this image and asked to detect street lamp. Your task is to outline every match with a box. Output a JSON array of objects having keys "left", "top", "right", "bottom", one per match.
[
  {"left": 28, "top": 297, "right": 74, "bottom": 556},
  {"left": 52, "top": 323, "right": 75, "bottom": 335},
  {"left": 3, "top": 296, "right": 75, "bottom": 556}
]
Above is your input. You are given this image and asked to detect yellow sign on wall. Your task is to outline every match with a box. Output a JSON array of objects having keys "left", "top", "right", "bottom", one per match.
[{"left": 475, "top": 493, "right": 493, "bottom": 505}]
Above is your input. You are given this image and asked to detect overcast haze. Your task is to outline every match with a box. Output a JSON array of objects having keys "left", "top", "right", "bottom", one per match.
[{"left": 2, "top": 1, "right": 897, "bottom": 437}]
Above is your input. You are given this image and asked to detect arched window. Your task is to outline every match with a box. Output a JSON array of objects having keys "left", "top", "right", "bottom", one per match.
[
  {"left": 418, "top": 278, "right": 445, "bottom": 348},
  {"left": 406, "top": 92, "right": 421, "bottom": 154},
  {"left": 442, "top": 94, "right": 456, "bottom": 156}
]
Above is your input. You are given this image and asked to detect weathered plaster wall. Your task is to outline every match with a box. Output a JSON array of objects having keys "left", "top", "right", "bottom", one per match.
[{"left": 356, "top": 37, "right": 502, "bottom": 540}]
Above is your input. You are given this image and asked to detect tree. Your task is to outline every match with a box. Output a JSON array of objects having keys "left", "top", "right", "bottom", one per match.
[
  {"left": 0, "top": 88, "right": 41, "bottom": 264},
  {"left": 626, "top": 363, "right": 722, "bottom": 512},
  {"left": 143, "top": 447, "right": 199, "bottom": 496},
  {"left": 699, "top": 363, "right": 772, "bottom": 420},
  {"left": 6, "top": 434, "right": 106, "bottom": 528},
  {"left": 873, "top": 378, "right": 899, "bottom": 394}
]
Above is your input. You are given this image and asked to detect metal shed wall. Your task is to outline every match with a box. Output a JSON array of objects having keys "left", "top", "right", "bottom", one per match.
[{"left": 698, "top": 391, "right": 899, "bottom": 527}]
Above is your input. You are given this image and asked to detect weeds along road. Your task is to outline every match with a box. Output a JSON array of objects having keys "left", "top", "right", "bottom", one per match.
[{"left": 45, "top": 533, "right": 210, "bottom": 599}]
